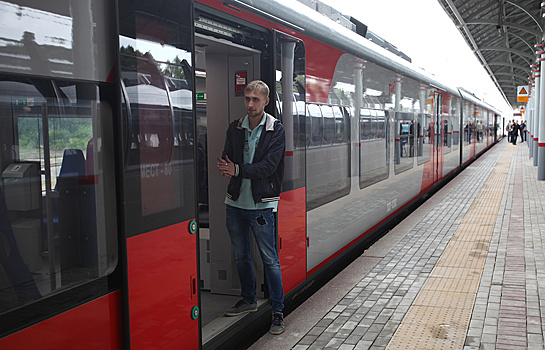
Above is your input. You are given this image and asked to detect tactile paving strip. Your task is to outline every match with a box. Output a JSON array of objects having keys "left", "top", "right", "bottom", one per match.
[
  {"left": 388, "top": 305, "right": 472, "bottom": 350},
  {"left": 385, "top": 146, "right": 512, "bottom": 349},
  {"left": 429, "top": 266, "right": 482, "bottom": 280},
  {"left": 412, "top": 290, "right": 475, "bottom": 309}
]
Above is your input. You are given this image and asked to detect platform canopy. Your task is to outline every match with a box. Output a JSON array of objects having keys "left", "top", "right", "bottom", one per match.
[{"left": 437, "top": 0, "right": 544, "bottom": 108}]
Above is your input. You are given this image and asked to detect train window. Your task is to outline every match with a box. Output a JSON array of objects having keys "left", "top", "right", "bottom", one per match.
[
  {"left": 296, "top": 101, "right": 307, "bottom": 149},
  {"left": 308, "top": 104, "right": 323, "bottom": 147},
  {"left": 376, "top": 110, "right": 387, "bottom": 139},
  {"left": 120, "top": 4, "right": 195, "bottom": 236},
  {"left": 417, "top": 112, "right": 432, "bottom": 166},
  {"left": 306, "top": 103, "right": 351, "bottom": 209},
  {"left": 0, "top": 75, "right": 117, "bottom": 316},
  {"left": 441, "top": 94, "right": 454, "bottom": 157},
  {"left": 333, "top": 106, "right": 348, "bottom": 144},
  {"left": 359, "top": 108, "right": 389, "bottom": 189},
  {"left": 443, "top": 117, "right": 452, "bottom": 154},
  {"left": 370, "top": 110, "right": 379, "bottom": 139},
  {"left": 356, "top": 59, "right": 394, "bottom": 190},
  {"left": 475, "top": 107, "right": 487, "bottom": 153},
  {"left": 322, "top": 105, "right": 335, "bottom": 145},
  {"left": 451, "top": 96, "right": 461, "bottom": 149},
  {"left": 416, "top": 85, "right": 434, "bottom": 166},
  {"left": 462, "top": 101, "right": 473, "bottom": 163},
  {"left": 394, "top": 112, "right": 414, "bottom": 175},
  {"left": 360, "top": 109, "right": 371, "bottom": 141}
]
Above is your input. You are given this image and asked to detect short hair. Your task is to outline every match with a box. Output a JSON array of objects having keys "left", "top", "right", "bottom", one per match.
[{"left": 245, "top": 80, "right": 270, "bottom": 99}]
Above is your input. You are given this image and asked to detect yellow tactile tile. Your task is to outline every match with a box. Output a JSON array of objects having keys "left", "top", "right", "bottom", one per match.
[
  {"left": 451, "top": 224, "right": 494, "bottom": 240},
  {"left": 412, "top": 290, "right": 476, "bottom": 309},
  {"left": 429, "top": 266, "right": 482, "bottom": 280},
  {"left": 387, "top": 305, "right": 472, "bottom": 350},
  {"left": 386, "top": 145, "right": 511, "bottom": 349},
  {"left": 422, "top": 276, "right": 481, "bottom": 293}
]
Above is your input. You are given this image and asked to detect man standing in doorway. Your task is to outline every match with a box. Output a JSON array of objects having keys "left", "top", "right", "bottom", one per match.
[{"left": 217, "top": 80, "right": 286, "bottom": 335}]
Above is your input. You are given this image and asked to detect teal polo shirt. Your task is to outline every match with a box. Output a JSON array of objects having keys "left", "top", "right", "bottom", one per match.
[{"left": 225, "top": 113, "right": 278, "bottom": 211}]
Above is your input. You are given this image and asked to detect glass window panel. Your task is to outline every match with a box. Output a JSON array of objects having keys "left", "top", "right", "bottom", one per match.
[
  {"left": 308, "top": 104, "right": 323, "bottom": 147},
  {"left": 0, "top": 76, "right": 117, "bottom": 315},
  {"left": 119, "top": 2, "right": 194, "bottom": 235},
  {"left": 322, "top": 105, "right": 335, "bottom": 145}
]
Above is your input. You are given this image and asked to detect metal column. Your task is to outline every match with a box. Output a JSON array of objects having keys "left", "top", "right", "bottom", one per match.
[
  {"left": 529, "top": 86, "right": 534, "bottom": 158},
  {"left": 538, "top": 48, "right": 545, "bottom": 179},
  {"left": 532, "top": 71, "right": 541, "bottom": 166}
]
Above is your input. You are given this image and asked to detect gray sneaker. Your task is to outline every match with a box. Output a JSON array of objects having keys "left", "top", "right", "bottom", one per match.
[
  {"left": 224, "top": 300, "right": 258, "bottom": 316},
  {"left": 270, "top": 311, "right": 285, "bottom": 335}
]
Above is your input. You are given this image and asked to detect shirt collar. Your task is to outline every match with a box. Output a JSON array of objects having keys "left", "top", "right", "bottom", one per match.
[{"left": 241, "top": 112, "right": 267, "bottom": 131}]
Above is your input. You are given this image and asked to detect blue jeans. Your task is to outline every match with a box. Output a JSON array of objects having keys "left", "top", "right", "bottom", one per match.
[{"left": 225, "top": 205, "right": 284, "bottom": 312}]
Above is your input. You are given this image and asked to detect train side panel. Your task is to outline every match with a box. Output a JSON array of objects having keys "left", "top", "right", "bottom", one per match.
[
  {"left": 126, "top": 221, "right": 199, "bottom": 349},
  {"left": 1, "top": 292, "right": 123, "bottom": 350}
]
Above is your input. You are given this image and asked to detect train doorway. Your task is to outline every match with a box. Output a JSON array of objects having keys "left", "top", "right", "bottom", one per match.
[{"left": 194, "top": 32, "right": 268, "bottom": 341}]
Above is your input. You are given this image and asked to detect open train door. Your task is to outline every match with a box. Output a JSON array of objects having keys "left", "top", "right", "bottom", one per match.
[
  {"left": 192, "top": 6, "right": 278, "bottom": 346},
  {"left": 119, "top": 1, "right": 200, "bottom": 348}
]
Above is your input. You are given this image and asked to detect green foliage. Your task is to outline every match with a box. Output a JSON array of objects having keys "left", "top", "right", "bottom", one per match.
[
  {"left": 163, "top": 56, "right": 186, "bottom": 79},
  {"left": 18, "top": 116, "right": 92, "bottom": 154}
]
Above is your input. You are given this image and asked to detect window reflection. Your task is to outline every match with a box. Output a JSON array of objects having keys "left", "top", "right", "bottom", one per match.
[
  {"left": 0, "top": 0, "right": 115, "bottom": 81},
  {"left": 0, "top": 76, "right": 117, "bottom": 315},
  {"left": 119, "top": 7, "right": 195, "bottom": 232}
]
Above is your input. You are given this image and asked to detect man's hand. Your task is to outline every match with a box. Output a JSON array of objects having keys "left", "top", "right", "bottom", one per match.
[{"left": 217, "top": 155, "right": 235, "bottom": 178}]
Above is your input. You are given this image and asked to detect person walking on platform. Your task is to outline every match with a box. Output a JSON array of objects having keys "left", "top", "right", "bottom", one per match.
[
  {"left": 512, "top": 121, "right": 519, "bottom": 145},
  {"left": 521, "top": 120, "right": 526, "bottom": 142},
  {"left": 217, "top": 80, "right": 286, "bottom": 335},
  {"left": 507, "top": 120, "right": 512, "bottom": 142}
]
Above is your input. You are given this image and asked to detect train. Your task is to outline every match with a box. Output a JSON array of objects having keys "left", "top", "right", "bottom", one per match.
[{"left": 0, "top": 0, "right": 503, "bottom": 349}]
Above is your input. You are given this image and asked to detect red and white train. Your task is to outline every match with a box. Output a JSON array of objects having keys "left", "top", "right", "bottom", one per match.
[{"left": 0, "top": 0, "right": 503, "bottom": 349}]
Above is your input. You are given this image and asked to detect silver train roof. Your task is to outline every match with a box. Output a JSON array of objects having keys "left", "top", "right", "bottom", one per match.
[{"left": 226, "top": 0, "right": 501, "bottom": 114}]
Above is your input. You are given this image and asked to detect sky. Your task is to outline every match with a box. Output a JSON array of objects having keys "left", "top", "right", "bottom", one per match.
[{"left": 320, "top": 0, "right": 514, "bottom": 116}]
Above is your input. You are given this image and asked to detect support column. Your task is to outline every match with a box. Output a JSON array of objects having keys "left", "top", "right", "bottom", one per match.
[
  {"left": 530, "top": 63, "right": 540, "bottom": 159},
  {"left": 529, "top": 88, "right": 533, "bottom": 158},
  {"left": 538, "top": 48, "right": 545, "bottom": 179},
  {"left": 532, "top": 71, "right": 541, "bottom": 166}
]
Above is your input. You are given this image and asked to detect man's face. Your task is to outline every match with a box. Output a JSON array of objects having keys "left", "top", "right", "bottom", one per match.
[{"left": 244, "top": 90, "right": 269, "bottom": 118}]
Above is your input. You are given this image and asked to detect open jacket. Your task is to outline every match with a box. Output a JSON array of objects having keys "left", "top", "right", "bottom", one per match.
[{"left": 221, "top": 113, "right": 285, "bottom": 204}]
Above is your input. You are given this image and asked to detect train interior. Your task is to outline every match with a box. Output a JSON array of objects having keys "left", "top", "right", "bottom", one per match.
[
  {"left": 0, "top": 76, "right": 117, "bottom": 315},
  {"left": 194, "top": 32, "right": 270, "bottom": 340}
]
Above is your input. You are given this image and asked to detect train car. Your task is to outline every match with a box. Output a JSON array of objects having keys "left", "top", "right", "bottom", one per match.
[{"left": 0, "top": 0, "right": 502, "bottom": 349}]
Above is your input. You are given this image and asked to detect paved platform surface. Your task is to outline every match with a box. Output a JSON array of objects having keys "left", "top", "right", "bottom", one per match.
[{"left": 250, "top": 139, "right": 545, "bottom": 349}]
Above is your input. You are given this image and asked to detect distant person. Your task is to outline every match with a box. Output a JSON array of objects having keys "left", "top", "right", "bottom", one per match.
[
  {"left": 512, "top": 121, "right": 519, "bottom": 145},
  {"left": 507, "top": 120, "right": 512, "bottom": 142},
  {"left": 477, "top": 121, "right": 483, "bottom": 143},
  {"left": 520, "top": 120, "right": 526, "bottom": 142},
  {"left": 217, "top": 80, "right": 286, "bottom": 335}
]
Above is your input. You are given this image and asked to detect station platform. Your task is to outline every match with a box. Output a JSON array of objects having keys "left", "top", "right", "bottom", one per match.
[{"left": 250, "top": 138, "right": 545, "bottom": 350}]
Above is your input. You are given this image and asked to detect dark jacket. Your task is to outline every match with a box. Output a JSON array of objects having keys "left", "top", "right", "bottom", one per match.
[{"left": 222, "top": 113, "right": 285, "bottom": 204}]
